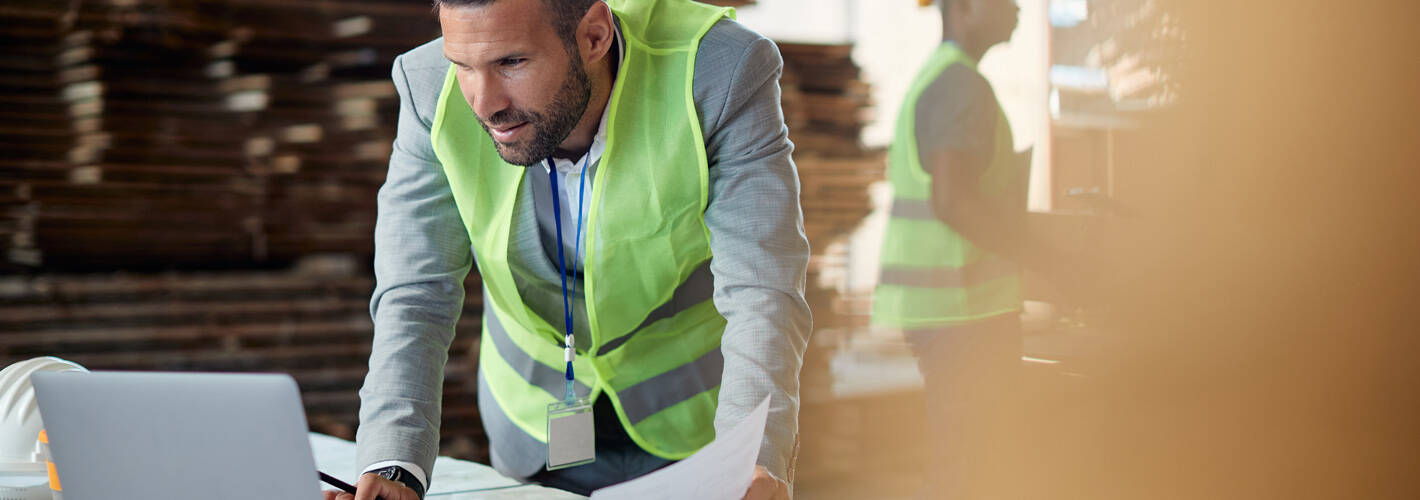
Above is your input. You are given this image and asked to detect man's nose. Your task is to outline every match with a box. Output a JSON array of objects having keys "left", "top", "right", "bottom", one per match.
[{"left": 464, "top": 72, "right": 510, "bottom": 123}]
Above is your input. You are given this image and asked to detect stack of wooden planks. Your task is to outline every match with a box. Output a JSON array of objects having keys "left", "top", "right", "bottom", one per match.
[
  {"left": 0, "top": 3, "right": 93, "bottom": 270},
  {"left": 0, "top": 261, "right": 491, "bottom": 460},
  {"left": 779, "top": 42, "right": 885, "bottom": 257},
  {"left": 0, "top": 0, "right": 440, "bottom": 270},
  {"left": 777, "top": 42, "right": 884, "bottom": 404}
]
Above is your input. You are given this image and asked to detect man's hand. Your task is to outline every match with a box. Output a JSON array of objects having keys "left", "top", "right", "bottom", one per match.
[
  {"left": 321, "top": 473, "right": 420, "bottom": 500},
  {"left": 741, "top": 465, "right": 789, "bottom": 500}
]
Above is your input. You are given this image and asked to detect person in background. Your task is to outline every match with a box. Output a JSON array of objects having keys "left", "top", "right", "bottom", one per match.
[{"left": 873, "top": 0, "right": 1043, "bottom": 497}]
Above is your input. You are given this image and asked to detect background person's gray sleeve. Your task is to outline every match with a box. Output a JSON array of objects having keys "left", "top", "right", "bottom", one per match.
[
  {"left": 915, "top": 64, "right": 999, "bottom": 183},
  {"left": 356, "top": 45, "right": 473, "bottom": 485},
  {"left": 694, "top": 20, "right": 813, "bottom": 488}
]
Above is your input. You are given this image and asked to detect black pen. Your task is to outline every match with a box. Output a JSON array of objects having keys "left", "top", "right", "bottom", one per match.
[{"left": 319, "top": 471, "right": 384, "bottom": 500}]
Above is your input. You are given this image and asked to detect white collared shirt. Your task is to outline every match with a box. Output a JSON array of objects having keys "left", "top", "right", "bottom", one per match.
[
  {"left": 538, "top": 22, "right": 623, "bottom": 272},
  {"left": 538, "top": 101, "right": 610, "bottom": 270}
]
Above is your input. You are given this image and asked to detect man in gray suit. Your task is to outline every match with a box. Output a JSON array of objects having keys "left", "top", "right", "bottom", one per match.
[{"left": 324, "top": 1, "right": 810, "bottom": 499}]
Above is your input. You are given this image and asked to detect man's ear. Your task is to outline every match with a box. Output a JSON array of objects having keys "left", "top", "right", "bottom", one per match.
[{"left": 576, "top": 2, "right": 615, "bottom": 65}]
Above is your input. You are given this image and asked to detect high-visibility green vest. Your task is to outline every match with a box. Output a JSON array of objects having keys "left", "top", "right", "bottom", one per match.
[
  {"left": 873, "top": 42, "right": 1025, "bottom": 330},
  {"left": 429, "top": 0, "right": 733, "bottom": 460}
]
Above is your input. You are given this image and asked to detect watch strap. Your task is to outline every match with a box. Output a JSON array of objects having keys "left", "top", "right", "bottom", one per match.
[{"left": 370, "top": 465, "right": 425, "bottom": 499}]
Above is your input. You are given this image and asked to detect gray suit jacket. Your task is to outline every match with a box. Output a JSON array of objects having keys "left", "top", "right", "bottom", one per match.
[{"left": 356, "top": 16, "right": 811, "bottom": 489}]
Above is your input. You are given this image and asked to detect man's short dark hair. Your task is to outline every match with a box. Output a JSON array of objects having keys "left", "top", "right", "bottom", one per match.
[{"left": 435, "top": 0, "right": 601, "bottom": 50}]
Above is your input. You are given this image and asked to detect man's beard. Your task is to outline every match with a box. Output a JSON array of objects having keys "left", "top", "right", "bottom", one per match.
[{"left": 478, "top": 55, "right": 592, "bottom": 167}]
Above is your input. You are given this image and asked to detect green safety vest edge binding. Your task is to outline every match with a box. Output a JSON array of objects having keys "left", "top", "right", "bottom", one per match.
[{"left": 430, "top": 0, "right": 735, "bottom": 460}]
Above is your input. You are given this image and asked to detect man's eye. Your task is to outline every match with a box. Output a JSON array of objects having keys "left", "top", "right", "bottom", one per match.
[{"left": 500, "top": 58, "right": 526, "bottom": 67}]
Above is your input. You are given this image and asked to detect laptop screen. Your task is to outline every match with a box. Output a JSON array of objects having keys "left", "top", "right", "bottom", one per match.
[{"left": 32, "top": 371, "right": 321, "bottom": 500}]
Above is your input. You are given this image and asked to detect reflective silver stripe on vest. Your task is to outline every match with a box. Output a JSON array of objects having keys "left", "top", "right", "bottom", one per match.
[
  {"left": 618, "top": 346, "right": 723, "bottom": 425},
  {"left": 596, "top": 259, "right": 715, "bottom": 356},
  {"left": 485, "top": 303, "right": 593, "bottom": 399},
  {"left": 890, "top": 199, "right": 936, "bottom": 220},
  {"left": 477, "top": 366, "right": 547, "bottom": 479},
  {"left": 879, "top": 257, "right": 1019, "bottom": 288}
]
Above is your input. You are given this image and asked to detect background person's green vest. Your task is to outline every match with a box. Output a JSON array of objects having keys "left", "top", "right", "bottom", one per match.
[
  {"left": 873, "top": 42, "right": 1026, "bottom": 331},
  {"left": 429, "top": 0, "right": 733, "bottom": 460}
]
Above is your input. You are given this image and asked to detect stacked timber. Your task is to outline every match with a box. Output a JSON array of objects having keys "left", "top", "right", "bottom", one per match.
[
  {"left": 218, "top": 1, "right": 434, "bottom": 261},
  {"left": 0, "top": 0, "right": 481, "bottom": 459},
  {"left": 0, "top": 261, "right": 490, "bottom": 460},
  {"left": 0, "top": 0, "right": 439, "bottom": 269},
  {"left": 52, "top": 11, "right": 265, "bottom": 265},
  {"left": 0, "top": 4, "right": 95, "bottom": 269},
  {"left": 779, "top": 42, "right": 885, "bottom": 254},
  {"left": 777, "top": 42, "right": 884, "bottom": 403},
  {"left": 778, "top": 43, "right": 887, "bottom": 493}
]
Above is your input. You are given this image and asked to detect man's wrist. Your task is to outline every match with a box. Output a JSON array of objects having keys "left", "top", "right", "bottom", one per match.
[
  {"left": 362, "top": 460, "right": 428, "bottom": 490},
  {"left": 364, "top": 465, "right": 426, "bottom": 499}
]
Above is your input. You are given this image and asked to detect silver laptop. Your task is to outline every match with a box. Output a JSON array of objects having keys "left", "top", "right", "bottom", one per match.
[{"left": 31, "top": 371, "right": 321, "bottom": 500}]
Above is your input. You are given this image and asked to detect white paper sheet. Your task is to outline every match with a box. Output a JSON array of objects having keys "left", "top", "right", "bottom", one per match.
[
  {"left": 590, "top": 395, "right": 771, "bottom": 500},
  {"left": 309, "top": 433, "right": 585, "bottom": 499}
]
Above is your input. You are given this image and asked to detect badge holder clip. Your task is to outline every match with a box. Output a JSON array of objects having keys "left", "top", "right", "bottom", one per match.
[{"left": 546, "top": 396, "right": 596, "bottom": 470}]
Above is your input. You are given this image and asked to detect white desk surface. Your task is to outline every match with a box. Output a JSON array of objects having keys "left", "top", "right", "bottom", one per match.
[{"left": 310, "top": 433, "right": 586, "bottom": 500}]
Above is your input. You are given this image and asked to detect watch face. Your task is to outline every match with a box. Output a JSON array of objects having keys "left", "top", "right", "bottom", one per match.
[{"left": 379, "top": 468, "right": 398, "bottom": 480}]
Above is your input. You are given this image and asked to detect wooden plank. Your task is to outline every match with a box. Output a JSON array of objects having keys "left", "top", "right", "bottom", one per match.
[
  {"left": 0, "top": 272, "right": 373, "bottom": 299},
  {"left": 0, "top": 296, "right": 369, "bottom": 325},
  {"left": 0, "top": 318, "right": 377, "bottom": 350}
]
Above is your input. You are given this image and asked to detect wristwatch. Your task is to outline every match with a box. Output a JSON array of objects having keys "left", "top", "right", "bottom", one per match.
[{"left": 370, "top": 465, "right": 425, "bottom": 499}]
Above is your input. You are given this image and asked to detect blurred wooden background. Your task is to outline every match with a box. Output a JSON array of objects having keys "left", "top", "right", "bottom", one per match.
[{"left": 0, "top": 0, "right": 883, "bottom": 465}]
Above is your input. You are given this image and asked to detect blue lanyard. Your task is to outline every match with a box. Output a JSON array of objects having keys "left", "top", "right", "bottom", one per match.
[{"left": 547, "top": 155, "right": 590, "bottom": 403}]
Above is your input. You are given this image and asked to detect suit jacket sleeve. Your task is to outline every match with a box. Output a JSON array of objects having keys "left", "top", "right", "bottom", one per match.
[
  {"left": 355, "top": 49, "right": 473, "bottom": 484},
  {"left": 695, "top": 21, "right": 813, "bottom": 489}
]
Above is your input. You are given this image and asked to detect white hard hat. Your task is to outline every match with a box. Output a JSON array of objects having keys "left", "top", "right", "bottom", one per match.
[{"left": 0, "top": 356, "right": 87, "bottom": 472}]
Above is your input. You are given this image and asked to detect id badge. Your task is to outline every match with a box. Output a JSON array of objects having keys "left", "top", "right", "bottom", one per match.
[{"left": 546, "top": 397, "right": 596, "bottom": 470}]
